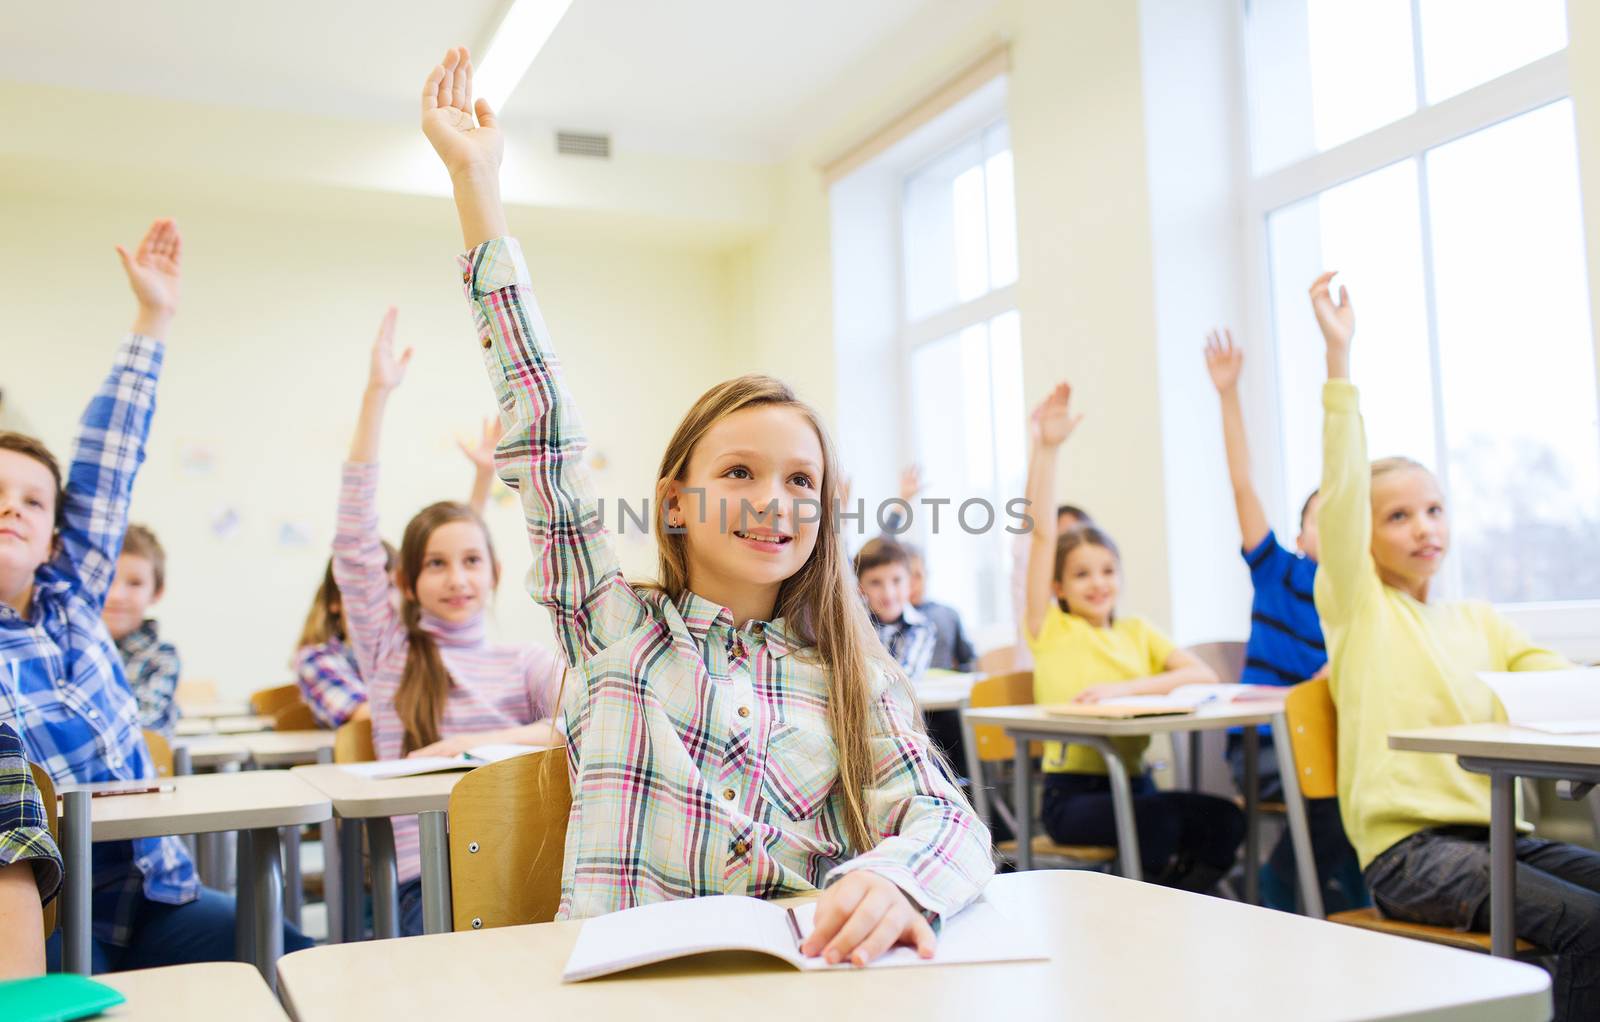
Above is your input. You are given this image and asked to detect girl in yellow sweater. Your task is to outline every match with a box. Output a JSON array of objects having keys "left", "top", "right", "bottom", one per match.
[{"left": 1312, "top": 272, "right": 1600, "bottom": 1020}]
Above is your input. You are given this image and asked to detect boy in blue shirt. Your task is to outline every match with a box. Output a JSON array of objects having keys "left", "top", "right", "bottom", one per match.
[
  {"left": 0, "top": 219, "right": 310, "bottom": 971},
  {"left": 1206, "top": 329, "right": 1365, "bottom": 912}
]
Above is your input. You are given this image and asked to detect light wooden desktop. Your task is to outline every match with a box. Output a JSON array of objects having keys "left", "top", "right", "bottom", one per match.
[
  {"left": 276, "top": 869, "right": 1551, "bottom": 1022},
  {"left": 98, "top": 962, "right": 288, "bottom": 1021}
]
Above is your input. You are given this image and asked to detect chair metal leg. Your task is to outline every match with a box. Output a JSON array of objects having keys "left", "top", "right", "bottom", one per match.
[
  {"left": 1012, "top": 739, "right": 1033, "bottom": 870},
  {"left": 1271, "top": 712, "right": 1323, "bottom": 918}
]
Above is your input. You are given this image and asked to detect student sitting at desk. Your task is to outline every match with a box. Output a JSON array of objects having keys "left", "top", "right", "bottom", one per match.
[{"left": 0, "top": 721, "right": 62, "bottom": 979}]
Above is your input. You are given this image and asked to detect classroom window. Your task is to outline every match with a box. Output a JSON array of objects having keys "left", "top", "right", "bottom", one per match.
[
  {"left": 1245, "top": 0, "right": 1569, "bottom": 173},
  {"left": 900, "top": 120, "right": 1024, "bottom": 636},
  {"left": 1259, "top": 72, "right": 1599, "bottom": 600}
]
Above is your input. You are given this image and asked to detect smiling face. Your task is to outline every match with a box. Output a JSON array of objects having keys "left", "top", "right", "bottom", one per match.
[
  {"left": 404, "top": 518, "right": 497, "bottom": 625},
  {"left": 0, "top": 446, "right": 59, "bottom": 613},
  {"left": 859, "top": 561, "right": 911, "bottom": 624},
  {"left": 103, "top": 553, "right": 161, "bottom": 641},
  {"left": 1370, "top": 464, "right": 1449, "bottom": 599},
  {"left": 1056, "top": 542, "right": 1121, "bottom": 628},
  {"left": 667, "top": 403, "right": 823, "bottom": 619}
]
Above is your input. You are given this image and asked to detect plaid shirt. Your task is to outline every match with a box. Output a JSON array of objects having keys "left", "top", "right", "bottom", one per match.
[
  {"left": 462, "top": 237, "right": 993, "bottom": 921},
  {"left": 0, "top": 336, "right": 198, "bottom": 946},
  {"left": 294, "top": 637, "right": 367, "bottom": 729},
  {"left": 117, "top": 619, "right": 181, "bottom": 737},
  {"left": 0, "top": 722, "right": 63, "bottom": 907},
  {"left": 874, "top": 603, "right": 938, "bottom": 680}
]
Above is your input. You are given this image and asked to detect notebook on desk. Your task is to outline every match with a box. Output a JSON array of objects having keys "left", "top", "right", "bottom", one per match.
[
  {"left": 1041, "top": 702, "right": 1195, "bottom": 719},
  {"left": 340, "top": 744, "right": 551, "bottom": 779},
  {"left": 1478, "top": 669, "right": 1600, "bottom": 735}
]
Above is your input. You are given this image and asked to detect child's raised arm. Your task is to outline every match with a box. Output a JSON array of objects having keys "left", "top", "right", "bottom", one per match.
[
  {"left": 421, "top": 47, "right": 648, "bottom": 668},
  {"left": 458, "top": 416, "right": 503, "bottom": 516},
  {"left": 1204, "top": 329, "right": 1270, "bottom": 552},
  {"left": 1022, "top": 384, "right": 1082, "bottom": 641},
  {"left": 330, "top": 310, "right": 409, "bottom": 677},
  {"left": 1310, "top": 272, "right": 1379, "bottom": 623},
  {"left": 56, "top": 220, "right": 179, "bottom": 607}
]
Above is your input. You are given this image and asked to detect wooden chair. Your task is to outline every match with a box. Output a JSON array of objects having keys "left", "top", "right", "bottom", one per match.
[
  {"left": 967, "top": 671, "right": 1116, "bottom": 868},
  {"left": 271, "top": 701, "right": 319, "bottom": 732},
  {"left": 447, "top": 747, "right": 571, "bottom": 930},
  {"left": 29, "top": 762, "right": 58, "bottom": 939},
  {"left": 334, "top": 716, "right": 375, "bottom": 764},
  {"left": 173, "top": 678, "right": 218, "bottom": 711},
  {"left": 142, "top": 729, "right": 174, "bottom": 777},
  {"left": 248, "top": 683, "right": 303, "bottom": 717},
  {"left": 976, "top": 645, "right": 1016, "bottom": 675},
  {"left": 1284, "top": 678, "right": 1535, "bottom": 954}
]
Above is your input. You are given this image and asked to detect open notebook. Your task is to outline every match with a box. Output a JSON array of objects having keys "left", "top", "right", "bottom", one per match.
[
  {"left": 340, "top": 744, "right": 551, "bottom": 780},
  {"left": 1478, "top": 669, "right": 1600, "bottom": 735},
  {"left": 562, "top": 895, "right": 1045, "bottom": 982},
  {"left": 1043, "top": 683, "right": 1279, "bottom": 719}
]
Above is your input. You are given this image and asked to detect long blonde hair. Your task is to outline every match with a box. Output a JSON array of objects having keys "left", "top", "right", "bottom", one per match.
[{"left": 644, "top": 374, "right": 887, "bottom": 853}]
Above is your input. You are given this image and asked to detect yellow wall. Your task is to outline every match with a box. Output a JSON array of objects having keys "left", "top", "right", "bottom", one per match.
[{"left": 0, "top": 178, "right": 738, "bottom": 696}]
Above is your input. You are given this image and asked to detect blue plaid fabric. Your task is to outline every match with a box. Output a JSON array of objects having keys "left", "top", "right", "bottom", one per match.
[{"left": 0, "top": 335, "right": 198, "bottom": 946}]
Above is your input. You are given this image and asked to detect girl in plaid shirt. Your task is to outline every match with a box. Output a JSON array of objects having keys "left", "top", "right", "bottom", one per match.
[{"left": 419, "top": 47, "right": 993, "bottom": 966}]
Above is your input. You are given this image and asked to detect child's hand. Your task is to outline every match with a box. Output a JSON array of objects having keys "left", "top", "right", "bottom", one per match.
[
  {"left": 1309, "top": 271, "right": 1355, "bottom": 350},
  {"left": 801, "top": 871, "right": 936, "bottom": 966},
  {"left": 118, "top": 219, "right": 182, "bottom": 335},
  {"left": 1074, "top": 681, "right": 1135, "bottom": 704},
  {"left": 407, "top": 734, "right": 476, "bottom": 759},
  {"left": 421, "top": 46, "right": 503, "bottom": 180},
  {"left": 1203, "top": 328, "right": 1243, "bottom": 393},
  {"left": 457, "top": 416, "right": 505, "bottom": 470},
  {"left": 366, "top": 307, "right": 412, "bottom": 395},
  {"left": 1034, "top": 382, "right": 1084, "bottom": 449},
  {"left": 898, "top": 465, "right": 924, "bottom": 505}
]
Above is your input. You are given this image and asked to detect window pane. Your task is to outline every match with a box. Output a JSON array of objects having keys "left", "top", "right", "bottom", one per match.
[
  {"left": 1418, "top": 0, "right": 1566, "bottom": 103},
  {"left": 1426, "top": 100, "right": 1600, "bottom": 602},
  {"left": 1247, "top": 0, "right": 1417, "bottom": 171},
  {"left": 1267, "top": 160, "right": 1432, "bottom": 525},
  {"left": 984, "top": 123, "right": 1019, "bottom": 290},
  {"left": 903, "top": 138, "right": 984, "bottom": 321}
]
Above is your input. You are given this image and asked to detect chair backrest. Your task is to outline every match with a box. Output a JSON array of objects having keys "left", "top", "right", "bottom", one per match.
[
  {"left": 969, "top": 671, "right": 1041, "bottom": 763},
  {"left": 1284, "top": 677, "right": 1339, "bottom": 799},
  {"left": 29, "top": 762, "right": 57, "bottom": 939},
  {"left": 333, "top": 717, "right": 375, "bottom": 764},
  {"left": 249, "top": 683, "right": 303, "bottom": 717},
  {"left": 272, "top": 701, "right": 319, "bottom": 732},
  {"left": 448, "top": 748, "right": 571, "bottom": 930},
  {"left": 976, "top": 645, "right": 1016, "bottom": 675},
  {"left": 142, "top": 729, "right": 174, "bottom": 778},
  {"left": 1189, "top": 641, "right": 1247, "bottom": 686},
  {"left": 173, "top": 678, "right": 219, "bottom": 711}
]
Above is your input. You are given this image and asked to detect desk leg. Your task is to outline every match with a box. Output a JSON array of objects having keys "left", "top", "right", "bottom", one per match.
[
  {"left": 960, "top": 706, "right": 989, "bottom": 830},
  {"left": 368, "top": 818, "right": 400, "bottom": 939},
  {"left": 248, "top": 826, "right": 284, "bottom": 989},
  {"left": 1271, "top": 712, "right": 1323, "bottom": 918},
  {"left": 1188, "top": 732, "right": 1202, "bottom": 792},
  {"left": 339, "top": 819, "right": 365, "bottom": 943},
  {"left": 235, "top": 828, "right": 255, "bottom": 965},
  {"left": 60, "top": 790, "right": 92, "bottom": 974},
  {"left": 1490, "top": 770, "right": 1516, "bottom": 958},
  {"left": 1089, "top": 736, "right": 1143, "bottom": 881},
  {"left": 321, "top": 817, "right": 343, "bottom": 943},
  {"left": 1012, "top": 738, "right": 1033, "bottom": 871},
  {"left": 419, "top": 810, "right": 453, "bottom": 934},
  {"left": 1243, "top": 726, "right": 1260, "bottom": 906},
  {"left": 281, "top": 826, "right": 303, "bottom": 929}
]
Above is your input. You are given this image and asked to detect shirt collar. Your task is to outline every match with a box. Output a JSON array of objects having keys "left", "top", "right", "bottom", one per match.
[
  {"left": 418, "top": 611, "right": 487, "bottom": 647},
  {"left": 0, "top": 565, "right": 72, "bottom": 627},
  {"left": 118, "top": 618, "right": 161, "bottom": 653},
  {"left": 671, "top": 589, "right": 800, "bottom": 659}
]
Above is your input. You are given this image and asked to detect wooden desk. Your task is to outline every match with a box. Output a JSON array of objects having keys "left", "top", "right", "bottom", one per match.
[
  {"left": 961, "top": 700, "right": 1316, "bottom": 912},
  {"left": 1390, "top": 723, "right": 1600, "bottom": 957},
  {"left": 174, "top": 715, "right": 275, "bottom": 737},
  {"left": 172, "top": 735, "right": 252, "bottom": 772},
  {"left": 916, "top": 674, "right": 978, "bottom": 713},
  {"left": 177, "top": 701, "right": 255, "bottom": 721},
  {"left": 56, "top": 772, "right": 331, "bottom": 986},
  {"left": 236, "top": 731, "right": 336, "bottom": 768},
  {"left": 277, "top": 869, "right": 1551, "bottom": 1022},
  {"left": 98, "top": 962, "right": 288, "bottom": 1021},
  {"left": 291, "top": 764, "right": 465, "bottom": 939}
]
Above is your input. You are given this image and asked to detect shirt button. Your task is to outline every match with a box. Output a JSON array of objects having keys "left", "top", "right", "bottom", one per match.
[
  {"left": 722, "top": 788, "right": 737, "bottom": 802},
  {"left": 737, "top": 706, "right": 750, "bottom": 719},
  {"left": 733, "top": 840, "right": 749, "bottom": 856},
  {"left": 481, "top": 337, "right": 492, "bottom": 350},
  {"left": 87, "top": 709, "right": 100, "bottom": 719}
]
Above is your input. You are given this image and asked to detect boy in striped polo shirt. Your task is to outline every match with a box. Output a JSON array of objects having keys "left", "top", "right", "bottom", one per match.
[{"left": 1205, "top": 329, "right": 1365, "bottom": 913}]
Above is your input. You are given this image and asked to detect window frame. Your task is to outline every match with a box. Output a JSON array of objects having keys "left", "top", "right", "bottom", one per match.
[{"left": 1239, "top": 4, "right": 1588, "bottom": 625}]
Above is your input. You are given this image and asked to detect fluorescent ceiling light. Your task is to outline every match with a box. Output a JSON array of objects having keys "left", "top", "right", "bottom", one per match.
[{"left": 475, "top": 0, "right": 576, "bottom": 113}]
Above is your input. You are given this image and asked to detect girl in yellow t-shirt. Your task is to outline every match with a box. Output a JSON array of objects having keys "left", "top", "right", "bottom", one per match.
[{"left": 1021, "top": 384, "right": 1244, "bottom": 891}]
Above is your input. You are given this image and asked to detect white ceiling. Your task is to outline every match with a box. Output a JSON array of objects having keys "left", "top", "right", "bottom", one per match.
[{"left": 0, "top": 0, "right": 999, "bottom": 162}]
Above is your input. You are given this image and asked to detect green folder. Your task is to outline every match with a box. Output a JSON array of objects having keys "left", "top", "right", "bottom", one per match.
[{"left": 0, "top": 975, "right": 126, "bottom": 1022}]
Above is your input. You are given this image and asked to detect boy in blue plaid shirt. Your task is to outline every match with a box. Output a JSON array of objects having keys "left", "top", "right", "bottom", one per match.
[{"left": 0, "top": 219, "right": 310, "bottom": 971}]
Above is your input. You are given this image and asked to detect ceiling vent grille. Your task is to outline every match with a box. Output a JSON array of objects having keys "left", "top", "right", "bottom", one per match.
[{"left": 556, "top": 131, "right": 611, "bottom": 159}]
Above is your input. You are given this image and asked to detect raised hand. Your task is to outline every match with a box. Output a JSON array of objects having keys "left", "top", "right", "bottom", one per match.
[
  {"left": 366, "top": 307, "right": 412, "bottom": 395},
  {"left": 1034, "top": 382, "right": 1084, "bottom": 449},
  {"left": 118, "top": 219, "right": 182, "bottom": 337},
  {"left": 1203, "top": 328, "right": 1243, "bottom": 394},
  {"left": 898, "top": 465, "right": 924, "bottom": 505},
  {"left": 1309, "top": 271, "right": 1355, "bottom": 350},
  {"left": 421, "top": 46, "right": 503, "bottom": 180},
  {"left": 457, "top": 415, "right": 505, "bottom": 471}
]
